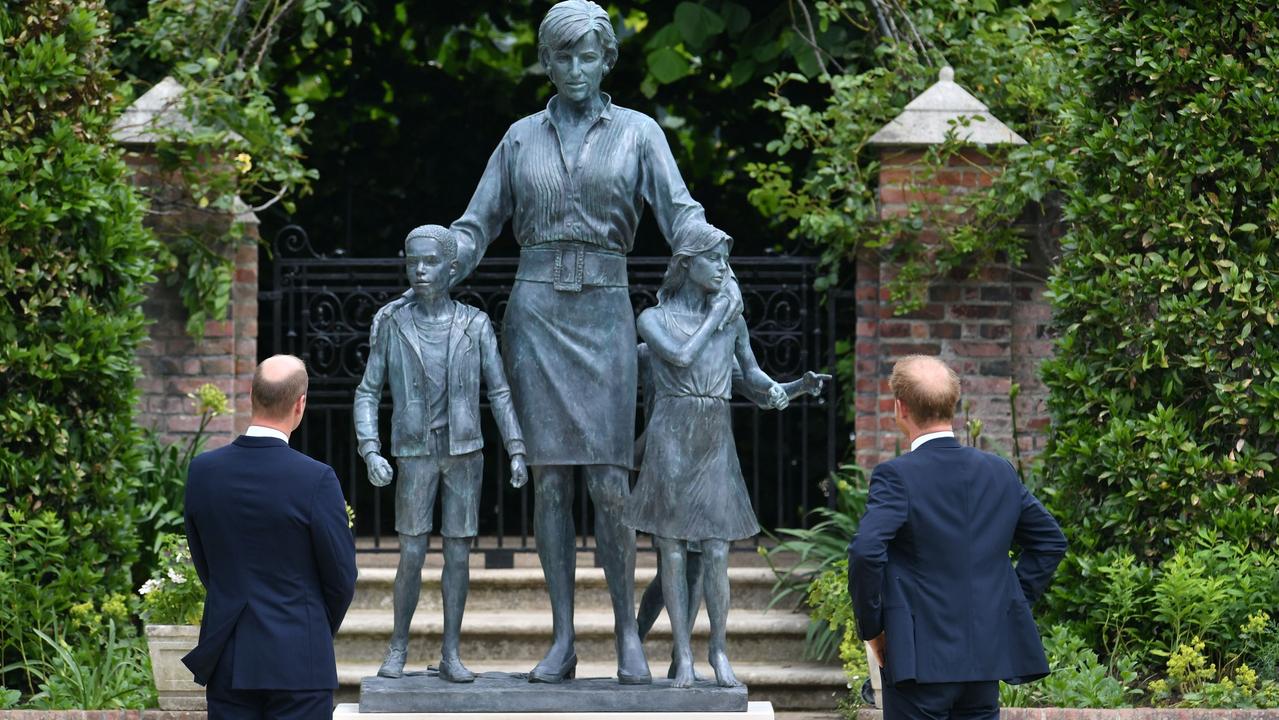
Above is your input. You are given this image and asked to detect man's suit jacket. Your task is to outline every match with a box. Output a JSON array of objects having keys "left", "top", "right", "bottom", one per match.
[
  {"left": 353, "top": 295, "right": 524, "bottom": 459},
  {"left": 848, "top": 436, "right": 1067, "bottom": 686},
  {"left": 182, "top": 436, "right": 357, "bottom": 690}
]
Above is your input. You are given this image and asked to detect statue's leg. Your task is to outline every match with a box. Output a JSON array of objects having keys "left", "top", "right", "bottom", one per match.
[
  {"left": 636, "top": 553, "right": 663, "bottom": 642},
  {"left": 529, "top": 464, "right": 578, "bottom": 682},
  {"left": 379, "top": 533, "right": 429, "bottom": 678},
  {"left": 655, "top": 536, "right": 695, "bottom": 688},
  {"left": 685, "top": 549, "right": 708, "bottom": 682},
  {"left": 439, "top": 536, "right": 475, "bottom": 682},
  {"left": 585, "top": 464, "right": 651, "bottom": 684},
  {"left": 701, "top": 539, "right": 742, "bottom": 688}
]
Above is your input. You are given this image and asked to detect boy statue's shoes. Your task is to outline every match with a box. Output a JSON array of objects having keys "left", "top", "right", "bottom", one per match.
[
  {"left": 377, "top": 646, "right": 408, "bottom": 678},
  {"left": 436, "top": 657, "right": 476, "bottom": 683}
]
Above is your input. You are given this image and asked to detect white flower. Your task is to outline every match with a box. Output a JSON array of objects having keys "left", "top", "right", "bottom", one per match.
[
  {"left": 167, "top": 568, "right": 187, "bottom": 584},
  {"left": 139, "top": 579, "right": 160, "bottom": 596}
]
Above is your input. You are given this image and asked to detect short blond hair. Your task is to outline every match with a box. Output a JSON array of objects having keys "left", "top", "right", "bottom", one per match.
[{"left": 890, "top": 355, "right": 960, "bottom": 424}]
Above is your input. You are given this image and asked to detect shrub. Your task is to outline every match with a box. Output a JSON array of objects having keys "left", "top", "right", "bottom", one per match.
[
  {"left": 138, "top": 534, "right": 204, "bottom": 626},
  {"left": 1040, "top": 0, "right": 1279, "bottom": 563},
  {"left": 21, "top": 623, "right": 154, "bottom": 710},
  {"left": 0, "top": 0, "right": 157, "bottom": 691}
]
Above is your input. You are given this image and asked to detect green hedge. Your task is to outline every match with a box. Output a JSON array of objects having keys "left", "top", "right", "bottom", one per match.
[
  {"left": 1041, "top": 1, "right": 1278, "bottom": 560},
  {"left": 0, "top": 0, "right": 158, "bottom": 689}
]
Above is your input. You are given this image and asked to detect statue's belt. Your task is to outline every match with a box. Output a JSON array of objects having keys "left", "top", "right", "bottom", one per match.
[{"left": 515, "top": 243, "right": 628, "bottom": 292}]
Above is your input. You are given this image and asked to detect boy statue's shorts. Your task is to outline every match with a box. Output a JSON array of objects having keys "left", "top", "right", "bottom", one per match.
[{"left": 393, "top": 428, "right": 483, "bottom": 538}]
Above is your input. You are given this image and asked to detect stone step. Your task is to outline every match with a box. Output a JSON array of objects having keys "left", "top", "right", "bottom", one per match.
[
  {"left": 350, "top": 566, "right": 784, "bottom": 613},
  {"left": 335, "top": 608, "right": 813, "bottom": 666},
  {"left": 335, "top": 661, "right": 848, "bottom": 712}
]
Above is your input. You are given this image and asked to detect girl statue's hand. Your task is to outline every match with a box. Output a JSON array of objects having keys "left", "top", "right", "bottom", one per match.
[{"left": 767, "top": 384, "right": 789, "bottom": 410}]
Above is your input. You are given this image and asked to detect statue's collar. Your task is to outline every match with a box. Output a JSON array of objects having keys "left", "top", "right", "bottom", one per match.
[{"left": 542, "top": 93, "right": 614, "bottom": 127}]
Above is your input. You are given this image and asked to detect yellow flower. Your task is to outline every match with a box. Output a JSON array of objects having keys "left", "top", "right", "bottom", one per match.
[
  {"left": 235, "top": 152, "right": 252, "bottom": 173},
  {"left": 190, "top": 383, "right": 230, "bottom": 416}
]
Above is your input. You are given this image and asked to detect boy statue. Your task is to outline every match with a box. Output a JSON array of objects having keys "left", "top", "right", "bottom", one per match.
[{"left": 354, "top": 224, "right": 529, "bottom": 682}]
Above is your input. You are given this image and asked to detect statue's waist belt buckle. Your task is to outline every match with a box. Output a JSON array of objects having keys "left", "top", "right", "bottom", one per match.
[{"left": 553, "top": 245, "right": 586, "bottom": 293}]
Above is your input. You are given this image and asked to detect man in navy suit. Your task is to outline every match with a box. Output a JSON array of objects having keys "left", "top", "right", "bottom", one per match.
[
  {"left": 849, "top": 355, "right": 1067, "bottom": 720},
  {"left": 183, "top": 355, "right": 358, "bottom": 720}
]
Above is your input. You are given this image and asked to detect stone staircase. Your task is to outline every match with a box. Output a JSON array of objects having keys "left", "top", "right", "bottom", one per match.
[{"left": 335, "top": 547, "right": 847, "bottom": 711}]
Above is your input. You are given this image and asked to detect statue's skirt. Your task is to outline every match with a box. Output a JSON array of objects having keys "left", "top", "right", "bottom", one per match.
[
  {"left": 624, "top": 395, "right": 760, "bottom": 542},
  {"left": 501, "top": 277, "right": 636, "bottom": 468}
]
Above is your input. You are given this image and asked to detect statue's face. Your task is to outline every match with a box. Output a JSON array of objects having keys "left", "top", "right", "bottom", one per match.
[
  {"left": 405, "top": 236, "right": 455, "bottom": 300},
  {"left": 687, "top": 241, "right": 729, "bottom": 294},
  {"left": 545, "top": 31, "right": 607, "bottom": 104}
]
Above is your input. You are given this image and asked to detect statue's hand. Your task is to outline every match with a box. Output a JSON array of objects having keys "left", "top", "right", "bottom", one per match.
[
  {"left": 366, "top": 453, "right": 394, "bottom": 487},
  {"left": 768, "top": 383, "right": 790, "bottom": 410},
  {"left": 804, "top": 371, "right": 833, "bottom": 396},
  {"left": 510, "top": 454, "right": 529, "bottom": 488},
  {"left": 717, "top": 276, "right": 745, "bottom": 330}
]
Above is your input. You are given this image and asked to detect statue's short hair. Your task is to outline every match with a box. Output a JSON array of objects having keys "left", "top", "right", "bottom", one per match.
[
  {"left": 538, "top": 0, "right": 618, "bottom": 71},
  {"left": 405, "top": 224, "right": 457, "bottom": 262}
]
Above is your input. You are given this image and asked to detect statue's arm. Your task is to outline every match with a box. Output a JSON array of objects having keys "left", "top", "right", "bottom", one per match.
[
  {"left": 638, "top": 118, "right": 708, "bottom": 252},
  {"left": 731, "top": 317, "right": 777, "bottom": 399},
  {"left": 450, "top": 129, "right": 516, "bottom": 281},
  {"left": 638, "top": 304, "right": 727, "bottom": 369},
  {"left": 353, "top": 314, "right": 390, "bottom": 460},
  {"left": 477, "top": 314, "right": 526, "bottom": 458},
  {"left": 731, "top": 357, "right": 772, "bottom": 409}
]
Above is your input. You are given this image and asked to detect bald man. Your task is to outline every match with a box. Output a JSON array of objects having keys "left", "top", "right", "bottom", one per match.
[
  {"left": 183, "top": 355, "right": 357, "bottom": 720},
  {"left": 848, "top": 355, "right": 1066, "bottom": 720}
]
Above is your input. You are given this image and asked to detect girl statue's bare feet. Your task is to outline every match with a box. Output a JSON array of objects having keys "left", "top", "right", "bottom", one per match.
[
  {"left": 709, "top": 650, "right": 742, "bottom": 688},
  {"left": 669, "top": 655, "right": 697, "bottom": 689}
]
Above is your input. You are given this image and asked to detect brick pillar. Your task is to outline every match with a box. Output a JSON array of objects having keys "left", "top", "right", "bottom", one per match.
[
  {"left": 125, "top": 151, "right": 259, "bottom": 450},
  {"left": 854, "top": 149, "right": 1053, "bottom": 469}
]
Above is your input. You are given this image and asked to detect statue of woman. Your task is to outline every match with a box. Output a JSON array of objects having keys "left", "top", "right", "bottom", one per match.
[{"left": 447, "top": 0, "right": 740, "bottom": 686}]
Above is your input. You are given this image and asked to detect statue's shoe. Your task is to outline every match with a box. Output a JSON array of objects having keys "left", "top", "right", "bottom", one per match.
[
  {"left": 438, "top": 657, "right": 475, "bottom": 683},
  {"left": 528, "top": 653, "right": 577, "bottom": 683},
  {"left": 377, "top": 646, "right": 408, "bottom": 679},
  {"left": 617, "top": 634, "right": 652, "bottom": 685}
]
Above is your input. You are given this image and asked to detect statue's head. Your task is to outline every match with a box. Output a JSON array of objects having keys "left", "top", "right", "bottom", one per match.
[
  {"left": 659, "top": 224, "right": 733, "bottom": 302},
  {"left": 538, "top": 1, "right": 618, "bottom": 104},
  {"left": 404, "top": 224, "right": 458, "bottom": 299}
]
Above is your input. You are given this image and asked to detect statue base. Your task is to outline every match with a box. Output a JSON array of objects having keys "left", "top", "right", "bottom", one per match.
[
  {"left": 354, "top": 673, "right": 757, "bottom": 715},
  {"left": 336, "top": 701, "right": 773, "bottom": 719}
]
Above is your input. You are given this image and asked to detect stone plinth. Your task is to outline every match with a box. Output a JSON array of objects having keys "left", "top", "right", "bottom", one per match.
[{"left": 358, "top": 674, "right": 750, "bottom": 714}]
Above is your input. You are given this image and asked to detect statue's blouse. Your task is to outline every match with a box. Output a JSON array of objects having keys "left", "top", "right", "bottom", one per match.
[{"left": 450, "top": 94, "right": 708, "bottom": 273}]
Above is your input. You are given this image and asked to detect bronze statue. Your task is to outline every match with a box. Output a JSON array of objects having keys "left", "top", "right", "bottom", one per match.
[
  {"left": 624, "top": 225, "right": 829, "bottom": 688},
  {"left": 446, "top": 0, "right": 742, "bottom": 685},
  {"left": 353, "top": 225, "right": 528, "bottom": 682}
]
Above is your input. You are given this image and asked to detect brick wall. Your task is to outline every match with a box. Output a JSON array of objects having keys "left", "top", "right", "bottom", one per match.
[
  {"left": 124, "top": 152, "right": 258, "bottom": 450},
  {"left": 854, "top": 149, "right": 1054, "bottom": 469}
]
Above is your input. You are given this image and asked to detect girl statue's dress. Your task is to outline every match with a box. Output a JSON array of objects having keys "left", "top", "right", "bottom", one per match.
[{"left": 624, "top": 307, "right": 760, "bottom": 543}]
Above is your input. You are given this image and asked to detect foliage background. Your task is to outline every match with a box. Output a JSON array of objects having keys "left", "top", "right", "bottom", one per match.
[{"left": 0, "top": 0, "right": 157, "bottom": 695}]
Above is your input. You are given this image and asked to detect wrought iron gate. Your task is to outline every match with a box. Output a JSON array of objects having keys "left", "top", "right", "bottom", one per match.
[{"left": 259, "top": 226, "right": 848, "bottom": 559}]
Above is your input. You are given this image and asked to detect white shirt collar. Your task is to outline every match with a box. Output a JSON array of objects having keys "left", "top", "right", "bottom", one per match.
[
  {"left": 245, "top": 425, "right": 289, "bottom": 443},
  {"left": 911, "top": 430, "right": 955, "bottom": 452}
]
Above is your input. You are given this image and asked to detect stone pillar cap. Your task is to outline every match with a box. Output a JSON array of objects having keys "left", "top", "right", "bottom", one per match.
[
  {"left": 868, "top": 66, "right": 1026, "bottom": 147},
  {"left": 112, "top": 76, "right": 245, "bottom": 145}
]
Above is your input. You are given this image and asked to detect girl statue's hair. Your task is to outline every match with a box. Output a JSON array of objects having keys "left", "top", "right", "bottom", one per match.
[{"left": 657, "top": 224, "right": 733, "bottom": 304}]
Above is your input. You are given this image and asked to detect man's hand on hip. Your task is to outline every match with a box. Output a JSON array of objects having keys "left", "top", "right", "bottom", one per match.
[{"left": 867, "top": 632, "right": 886, "bottom": 667}]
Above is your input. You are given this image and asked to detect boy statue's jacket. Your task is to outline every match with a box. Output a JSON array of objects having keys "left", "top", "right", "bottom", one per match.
[{"left": 354, "top": 292, "right": 524, "bottom": 459}]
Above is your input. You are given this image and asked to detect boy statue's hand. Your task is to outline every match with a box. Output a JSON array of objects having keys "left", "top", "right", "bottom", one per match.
[
  {"left": 510, "top": 453, "right": 529, "bottom": 488},
  {"left": 802, "top": 371, "right": 833, "bottom": 396},
  {"left": 366, "top": 453, "right": 394, "bottom": 487}
]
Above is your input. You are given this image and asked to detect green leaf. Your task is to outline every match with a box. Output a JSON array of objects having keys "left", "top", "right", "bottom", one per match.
[
  {"left": 673, "top": 2, "right": 725, "bottom": 50},
  {"left": 646, "top": 47, "right": 691, "bottom": 85}
]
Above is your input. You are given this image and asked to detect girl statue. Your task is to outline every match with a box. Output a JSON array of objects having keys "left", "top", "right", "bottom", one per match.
[{"left": 624, "top": 224, "right": 829, "bottom": 688}]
